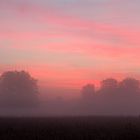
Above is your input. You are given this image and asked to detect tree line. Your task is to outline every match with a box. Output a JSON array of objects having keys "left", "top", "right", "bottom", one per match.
[
  {"left": 81, "top": 78, "right": 140, "bottom": 114},
  {"left": 0, "top": 70, "right": 140, "bottom": 114}
]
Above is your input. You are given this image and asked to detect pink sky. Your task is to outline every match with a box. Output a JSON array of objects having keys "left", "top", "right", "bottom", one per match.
[{"left": 0, "top": 0, "right": 140, "bottom": 97}]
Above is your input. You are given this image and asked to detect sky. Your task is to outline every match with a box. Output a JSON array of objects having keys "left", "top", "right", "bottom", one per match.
[{"left": 0, "top": 0, "right": 140, "bottom": 97}]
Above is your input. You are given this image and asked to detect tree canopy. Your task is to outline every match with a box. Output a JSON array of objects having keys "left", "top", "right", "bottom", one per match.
[{"left": 0, "top": 71, "right": 39, "bottom": 108}]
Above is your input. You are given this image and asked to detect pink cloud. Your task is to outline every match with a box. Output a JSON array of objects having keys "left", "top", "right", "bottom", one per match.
[
  {"left": 1, "top": 1, "right": 140, "bottom": 90},
  {"left": 1, "top": 63, "right": 140, "bottom": 90},
  {"left": 1, "top": 0, "right": 140, "bottom": 46}
]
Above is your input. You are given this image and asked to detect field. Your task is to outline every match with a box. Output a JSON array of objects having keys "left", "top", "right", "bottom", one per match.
[{"left": 0, "top": 116, "right": 140, "bottom": 139}]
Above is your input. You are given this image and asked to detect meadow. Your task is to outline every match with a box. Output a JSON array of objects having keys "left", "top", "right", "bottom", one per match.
[{"left": 0, "top": 116, "right": 140, "bottom": 139}]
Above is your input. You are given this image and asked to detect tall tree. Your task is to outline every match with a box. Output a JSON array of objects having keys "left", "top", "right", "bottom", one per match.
[
  {"left": 0, "top": 71, "right": 39, "bottom": 108},
  {"left": 81, "top": 84, "right": 95, "bottom": 101}
]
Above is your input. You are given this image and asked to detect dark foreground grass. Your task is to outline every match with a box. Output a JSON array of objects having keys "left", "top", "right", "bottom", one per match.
[{"left": 0, "top": 116, "right": 140, "bottom": 140}]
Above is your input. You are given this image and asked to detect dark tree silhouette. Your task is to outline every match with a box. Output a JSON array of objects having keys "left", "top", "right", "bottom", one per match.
[
  {"left": 80, "top": 84, "right": 96, "bottom": 114},
  {"left": 100, "top": 78, "right": 118, "bottom": 92},
  {"left": 96, "top": 78, "right": 140, "bottom": 114},
  {"left": 0, "top": 71, "right": 39, "bottom": 108},
  {"left": 119, "top": 78, "right": 140, "bottom": 93},
  {"left": 81, "top": 84, "right": 95, "bottom": 101},
  {"left": 118, "top": 78, "right": 140, "bottom": 103},
  {"left": 97, "top": 78, "right": 119, "bottom": 113},
  {"left": 114, "top": 78, "right": 140, "bottom": 114}
]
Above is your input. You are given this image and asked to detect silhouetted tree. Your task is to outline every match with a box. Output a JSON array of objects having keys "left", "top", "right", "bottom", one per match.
[
  {"left": 81, "top": 84, "right": 95, "bottom": 101},
  {"left": 79, "top": 77, "right": 140, "bottom": 115},
  {"left": 96, "top": 77, "right": 140, "bottom": 114},
  {"left": 80, "top": 84, "right": 96, "bottom": 113},
  {"left": 0, "top": 71, "right": 39, "bottom": 108},
  {"left": 97, "top": 78, "right": 119, "bottom": 113},
  {"left": 100, "top": 78, "right": 118, "bottom": 92},
  {"left": 118, "top": 78, "right": 140, "bottom": 108},
  {"left": 119, "top": 78, "right": 140, "bottom": 94}
]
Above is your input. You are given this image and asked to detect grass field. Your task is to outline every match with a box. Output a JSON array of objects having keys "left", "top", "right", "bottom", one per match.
[{"left": 0, "top": 116, "right": 140, "bottom": 139}]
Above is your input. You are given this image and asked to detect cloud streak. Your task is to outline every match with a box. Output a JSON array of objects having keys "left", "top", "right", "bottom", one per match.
[{"left": 0, "top": 0, "right": 140, "bottom": 91}]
